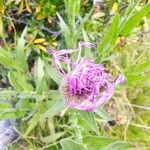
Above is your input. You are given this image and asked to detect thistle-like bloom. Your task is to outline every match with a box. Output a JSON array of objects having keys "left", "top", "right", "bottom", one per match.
[{"left": 49, "top": 42, "right": 125, "bottom": 111}]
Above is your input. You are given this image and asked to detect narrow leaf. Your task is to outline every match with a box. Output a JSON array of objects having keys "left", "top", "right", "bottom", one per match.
[
  {"left": 127, "top": 61, "right": 150, "bottom": 75},
  {"left": 16, "top": 26, "right": 28, "bottom": 72},
  {"left": 101, "top": 141, "right": 134, "bottom": 150},
  {"left": 96, "top": 14, "right": 120, "bottom": 63},
  {"left": 34, "top": 58, "right": 44, "bottom": 84},
  {"left": 120, "top": 3, "right": 150, "bottom": 36}
]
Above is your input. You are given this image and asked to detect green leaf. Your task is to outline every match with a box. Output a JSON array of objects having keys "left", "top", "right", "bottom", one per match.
[
  {"left": 95, "top": 107, "right": 112, "bottom": 121},
  {"left": 16, "top": 98, "right": 36, "bottom": 111},
  {"left": 82, "top": 29, "right": 93, "bottom": 58},
  {"left": 123, "top": 0, "right": 141, "bottom": 19},
  {"left": 0, "top": 89, "right": 17, "bottom": 100},
  {"left": 79, "top": 111, "right": 99, "bottom": 135},
  {"left": 41, "top": 99, "right": 66, "bottom": 119},
  {"left": 83, "top": 136, "right": 134, "bottom": 150},
  {"left": 57, "top": 12, "right": 69, "bottom": 31},
  {"left": 126, "top": 74, "right": 149, "bottom": 86},
  {"left": 15, "top": 26, "right": 28, "bottom": 72},
  {"left": 64, "top": 0, "right": 80, "bottom": 28},
  {"left": 40, "top": 132, "right": 65, "bottom": 143},
  {"left": 8, "top": 71, "right": 33, "bottom": 91},
  {"left": 49, "top": 90, "right": 61, "bottom": 101},
  {"left": 24, "top": 111, "right": 41, "bottom": 137},
  {"left": 101, "top": 141, "right": 134, "bottom": 150},
  {"left": 0, "top": 108, "right": 25, "bottom": 120},
  {"left": 127, "top": 61, "right": 150, "bottom": 75},
  {"left": 119, "top": 3, "right": 150, "bottom": 36},
  {"left": 96, "top": 14, "right": 120, "bottom": 63},
  {"left": 8, "top": 71, "right": 24, "bottom": 91},
  {"left": 0, "top": 102, "right": 12, "bottom": 109},
  {"left": 57, "top": 12, "right": 73, "bottom": 48},
  {"left": 0, "top": 48, "right": 20, "bottom": 70},
  {"left": 45, "top": 63, "right": 62, "bottom": 85},
  {"left": 83, "top": 136, "right": 117, "bottom": 150},
  {"left": 57, "top": 8, "right": 92, "bottom": 49},
  {"left": 0, "top": 101, "right": 25, "bottom": 120},
  {"left": 34, "top": 58, "right": 47, "bottom": 93},
  {"left": 34, "top": 58, "right": 44, "bottom": 85},
  {"left": 60, "top": 138, "right": 87, "bottom": 150}
]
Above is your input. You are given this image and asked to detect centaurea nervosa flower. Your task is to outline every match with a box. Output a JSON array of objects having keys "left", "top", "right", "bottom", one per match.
[{"left": 49, "top": 42, "right": 125, "bottom": 111}]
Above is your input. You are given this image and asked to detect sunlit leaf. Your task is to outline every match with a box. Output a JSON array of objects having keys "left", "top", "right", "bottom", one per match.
[
  {"left": 96, "top": 14, "right": 120, "bottom": 63},
  {"left": 0, "top": 16, "right": 3, "bottom": 34},
  {"left": 18, "top": 0, "right": 24, "bottom": 15},
  {"left": 127, "top": 61, "right": 150, "bottom": 75},
  {"left": 64, "top": 0, "right": 81, "bottom": 28},
  {"left": 36, "top": 44, "right": 47, "bottom": 52},
  {"left": 83, "top": 136, "right": 117, "bottom": 150},
  {"left": 33, "top": 38, "right": 46, "bottom": 44},
  {"left": 0, "top": 108, "right": 25, "bottom": 120},
  {"left": 119, "top": 3, "right": 150, "bottom": 36},
  {"left": 24, "top": 0, "right": 32, "bottom": 13}
]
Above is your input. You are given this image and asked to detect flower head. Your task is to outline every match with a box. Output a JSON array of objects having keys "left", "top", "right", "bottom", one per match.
[{"left": 49, "top": 42, "right": 125, "bottom": 111}]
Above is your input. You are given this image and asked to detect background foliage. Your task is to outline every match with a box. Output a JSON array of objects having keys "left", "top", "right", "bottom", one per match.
[{"left": 0, "top": 0, "right": 150, "bottom": 149}]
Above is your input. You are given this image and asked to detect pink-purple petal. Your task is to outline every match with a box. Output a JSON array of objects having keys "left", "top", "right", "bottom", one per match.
[{"left": 49, "top": 42, "right": 125, "bottom": 111}]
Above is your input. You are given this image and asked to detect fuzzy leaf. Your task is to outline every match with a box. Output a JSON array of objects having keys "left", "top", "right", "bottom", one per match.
[
  {"left": 45, "top": 63, "right": 62, "bottom": 84},
  {"left": 41, "top": 99, "right": 66, "bottom": 119},
  {"left": 79, "top": 111, "right": 99, "bottom": 135},
  {"left": 95, "top": 107, "right": 112, "bottom": 121}
]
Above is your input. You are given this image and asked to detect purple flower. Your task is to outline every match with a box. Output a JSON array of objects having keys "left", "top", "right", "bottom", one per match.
[{"left": 49, "top": 42, "right": 125, "bottom": 111}]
